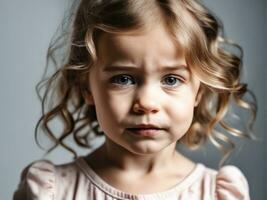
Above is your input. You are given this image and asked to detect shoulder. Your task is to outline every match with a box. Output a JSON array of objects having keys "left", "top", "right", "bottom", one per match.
[
  {"left": 13, "top": 159, "right": 80, "bottom": 200},
  {"left": 13, "top": 160, "right": 56, "bottom": 200},
  {"left": 199, "top": 164, "right": 250, "bottom": 200},
  {"left": 215, "top": 165, "right": 250, "bottom": 200}
]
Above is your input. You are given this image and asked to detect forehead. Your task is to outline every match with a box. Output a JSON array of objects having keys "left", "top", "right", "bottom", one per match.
[{"left": 95, "top": 24, "right": 186, "bottom": 66}]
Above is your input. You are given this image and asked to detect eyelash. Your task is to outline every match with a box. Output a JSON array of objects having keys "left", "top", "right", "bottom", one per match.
[
  {"left": 109, "top": 74, "right": 184, "bottom": 88},
  {"left": 110, "top": 74, "right": 136, "bottom": 87}
]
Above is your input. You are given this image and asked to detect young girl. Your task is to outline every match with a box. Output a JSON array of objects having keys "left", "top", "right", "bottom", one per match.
[{"left": 14, "top": 0, "right": 257, "bottom": 199}]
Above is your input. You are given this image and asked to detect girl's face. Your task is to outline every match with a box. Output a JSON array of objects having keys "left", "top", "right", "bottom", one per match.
[{"left": 87, "top": 24, "right": 201, "bottom": 155}]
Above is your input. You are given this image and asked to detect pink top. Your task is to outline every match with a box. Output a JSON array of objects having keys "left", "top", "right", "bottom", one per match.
[{"left": 13, "top": 157, "right": 250, "bottom": 200}]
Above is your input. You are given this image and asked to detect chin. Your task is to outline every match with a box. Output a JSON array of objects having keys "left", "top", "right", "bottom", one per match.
[{"left": 126, "top": 142, "right": 170, "bottom": 155}]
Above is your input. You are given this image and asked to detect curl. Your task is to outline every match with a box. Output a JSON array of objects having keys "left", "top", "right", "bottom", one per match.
[{"left": 35, "top": 0, "right": 257, "bottom": 166}]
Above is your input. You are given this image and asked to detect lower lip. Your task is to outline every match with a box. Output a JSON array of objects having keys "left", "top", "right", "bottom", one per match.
[{"left": 126, "top": 128, "right": 163, "bottom": 137}]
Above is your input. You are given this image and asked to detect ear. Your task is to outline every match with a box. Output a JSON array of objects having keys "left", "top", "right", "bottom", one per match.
[
  {"left": 194, "top": 86, "right": 203, "bottom": 107},
  {"left": 81, "top": 86, "right": 95, "bottom": 105}
]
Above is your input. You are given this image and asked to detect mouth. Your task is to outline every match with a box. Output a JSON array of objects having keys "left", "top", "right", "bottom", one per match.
[{"left": 126, "top": 124, "right": 166, "bottom": 137}]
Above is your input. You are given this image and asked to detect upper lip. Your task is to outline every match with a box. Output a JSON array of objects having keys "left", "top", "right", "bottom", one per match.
[{"left": 127, "top": 124, "right": 164, "bottom": 129}]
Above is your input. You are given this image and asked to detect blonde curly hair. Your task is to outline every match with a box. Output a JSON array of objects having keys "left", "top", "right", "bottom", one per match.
[{"left": 35, "top": 0, "right": 257, "bottom": 166}]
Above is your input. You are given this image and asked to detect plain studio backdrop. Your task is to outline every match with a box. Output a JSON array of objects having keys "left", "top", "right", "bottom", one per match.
[{"left": 0, "top": 0, "right": 266, "bottom": 199}]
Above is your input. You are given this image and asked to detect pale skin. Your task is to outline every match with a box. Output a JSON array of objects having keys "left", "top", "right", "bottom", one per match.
[{"left": 84, "top": 23, "right": 202, "bottom": 194}]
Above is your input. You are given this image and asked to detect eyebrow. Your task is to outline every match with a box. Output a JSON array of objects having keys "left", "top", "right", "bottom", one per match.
[{"left": 103, "top": 65, "right": 189, "bottom": 72}]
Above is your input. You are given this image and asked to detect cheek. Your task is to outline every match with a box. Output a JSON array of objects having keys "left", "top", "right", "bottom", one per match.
[
  {"left": 95, "top": 92, "right": 133, "bottom": 138},
  {"left": 94, "top": 89, "right": 133, "bottom": 128},
  {"left": 167, "top": 95, "right": 195, "bottom": 131},
  {"left": 108, "top": 93, "right": 133, "bottom": 121}
]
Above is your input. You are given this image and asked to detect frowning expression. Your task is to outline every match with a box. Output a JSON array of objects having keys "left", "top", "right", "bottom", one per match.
[{"left": 87, "top": 24, "right": 201, "bottom": 155}]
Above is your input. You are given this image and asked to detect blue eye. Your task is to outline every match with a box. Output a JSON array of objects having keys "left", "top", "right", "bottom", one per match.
[
  {"left": 111, "top": 74, "right": 135, "bottom": 86},
  {"left": 162, "top": 75, "right": 182, "bottom": 87}
]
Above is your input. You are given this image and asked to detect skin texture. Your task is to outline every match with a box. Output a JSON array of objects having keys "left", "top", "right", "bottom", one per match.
[{"left": 84, "top": 23, "right": 202, "bottom": 193}]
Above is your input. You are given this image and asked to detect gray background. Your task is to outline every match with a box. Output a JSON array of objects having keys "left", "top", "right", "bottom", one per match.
[{"left": 0, "top": 0, "right": 266, "bottom": 199}]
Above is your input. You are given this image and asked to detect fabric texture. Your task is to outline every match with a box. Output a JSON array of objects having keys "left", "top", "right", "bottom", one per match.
[{"left": 13, "top": 157, "right": 250, "bottom": 200}]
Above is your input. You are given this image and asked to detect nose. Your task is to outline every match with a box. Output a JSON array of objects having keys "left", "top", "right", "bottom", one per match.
[{"left": 132, "top": 86, "right": 160, "bottom": 114}]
